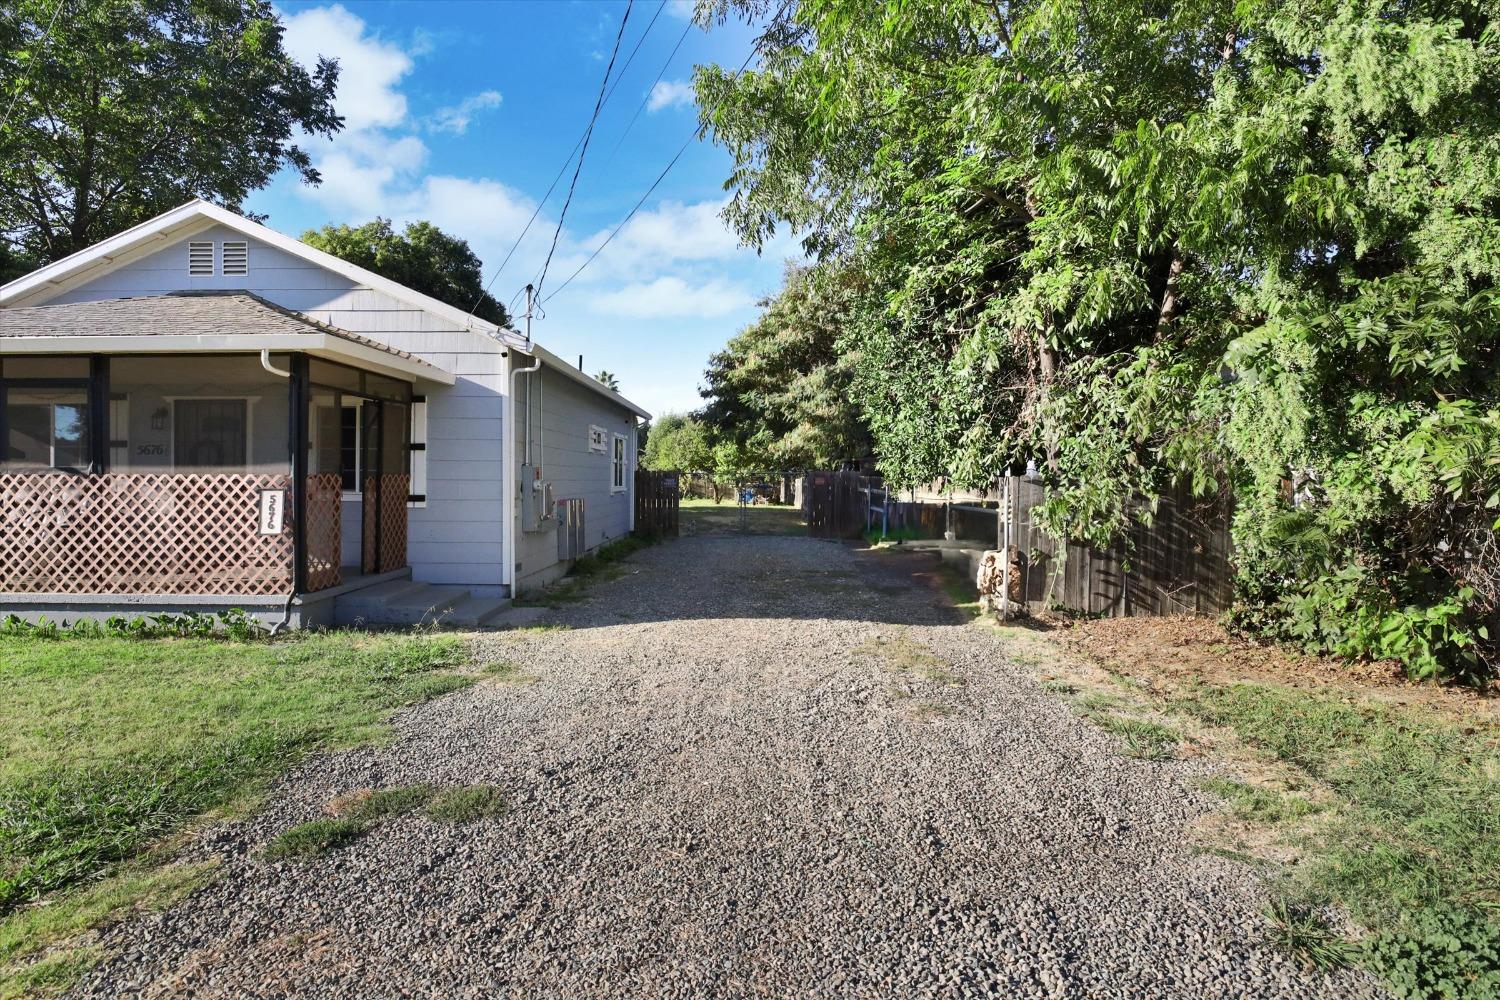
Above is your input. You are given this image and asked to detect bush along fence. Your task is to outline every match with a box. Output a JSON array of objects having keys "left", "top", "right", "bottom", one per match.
[{"left": 802, "top": 470, "right": 1234, "bottom": 618}]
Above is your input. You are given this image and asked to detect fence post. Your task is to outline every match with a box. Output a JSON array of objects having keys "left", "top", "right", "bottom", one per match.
[{"left": 999, "top": 473, "right": 1010, "bottom": 621}]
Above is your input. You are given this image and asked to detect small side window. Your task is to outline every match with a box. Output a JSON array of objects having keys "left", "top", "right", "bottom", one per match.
[{"left": 611, "top": 434, "right": 626, "bottom": 492}]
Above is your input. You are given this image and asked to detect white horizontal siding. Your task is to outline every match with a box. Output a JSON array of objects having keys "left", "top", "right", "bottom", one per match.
[{"left": 514, "top": 366, "right": 636, "bottom": 587}]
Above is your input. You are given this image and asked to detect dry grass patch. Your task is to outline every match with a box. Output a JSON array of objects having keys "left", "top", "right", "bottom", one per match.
[{"left": 857, "top": 632, "right": 964, "bottom": 687}]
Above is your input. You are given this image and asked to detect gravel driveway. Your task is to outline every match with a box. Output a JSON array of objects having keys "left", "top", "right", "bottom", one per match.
[{"left": 71, "top": 535, "right": 1381, "bottom": 999}]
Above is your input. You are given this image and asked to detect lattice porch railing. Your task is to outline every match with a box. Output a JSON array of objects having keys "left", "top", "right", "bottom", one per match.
[
  {"left": 361, "top": 473, "right": 410, "bottom": 575},
  {"left": 0, "top": 473, "right": 344, "bottom": 596}
]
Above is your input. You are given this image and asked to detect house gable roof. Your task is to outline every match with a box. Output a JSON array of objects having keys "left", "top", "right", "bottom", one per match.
[
  {"left": 0, "top": 290, "right": 454, "bottom": 385},
  {"left": 0, "top": 199, "right": 652, "bottom": 416},
  {"left": 0, "top": 200, "right": 525, "bottom": 346}
]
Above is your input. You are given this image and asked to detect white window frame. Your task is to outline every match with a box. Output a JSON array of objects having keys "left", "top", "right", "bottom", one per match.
[
  {"left": 408, "top": 397, "right": 427, "bottom": 508},
  {"left": 611, "top": 433, "right": 627, "bottom": 493},
  {"left": 166, "top": 395, "right": 258, "bottom": 471},
  {"left": 4, "top": 389, "right": 91, "bottom": 470}
]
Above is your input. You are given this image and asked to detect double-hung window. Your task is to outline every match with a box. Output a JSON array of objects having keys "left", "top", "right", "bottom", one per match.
[{"left": 611, "top": 433, "right": 627, "bottom": 493}]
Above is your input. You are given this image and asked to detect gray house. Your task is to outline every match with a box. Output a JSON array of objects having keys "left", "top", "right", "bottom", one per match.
[{"left": 0, "top": 200, "right": 649, "bottom": 627}]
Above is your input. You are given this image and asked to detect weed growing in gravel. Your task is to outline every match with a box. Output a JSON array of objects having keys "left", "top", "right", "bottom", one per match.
[
  {"left": 1084, "top": 713, "right": 1181, "bottom": 760},
  {"left": 515, "top": 536, "right": 653, "bottom": 608},
  {"left": 482, "top": 660, "right": 540, "bottom": 684},
  {"left": 264, "top": 818, "right": 366, "bottom": 859},
  {"left": 427, "top": 786, "right": 508, "bottom": 823},
  {"left": 908, "top": 702, "right": 955, "bottom": 722},
  {"left": 343, "top": 786, "right": 437, "bottom": 824},
  {"left": 1262, "top": 899, "right": 1357, "bottom": 972},
  {"left": 857, "top": 633, "right": 964, "bottom": 686}
]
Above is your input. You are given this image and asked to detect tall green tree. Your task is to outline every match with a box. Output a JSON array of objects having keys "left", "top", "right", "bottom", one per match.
[
  {"left": 699, "top": 0, "right": 1499, "bottom": 681},
  {"left": 0, "top": 0, "right": 341, "bottom": 267},
  {"left": 642, "top": 412, "right": 712, "bottom": 472},
  {"left": 700, "top": 260, "right": 872, "bottom": 469},
  {"left": 301, "top": 218, "right": 510, "bottom": 326}
]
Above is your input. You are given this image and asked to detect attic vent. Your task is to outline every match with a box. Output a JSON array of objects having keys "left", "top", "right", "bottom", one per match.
[
  {"left": 188, "top": 241, "right": 214, "bottom": 276},
  {"left": 221, "top": 241, "right": 248, "bottom": 276}
]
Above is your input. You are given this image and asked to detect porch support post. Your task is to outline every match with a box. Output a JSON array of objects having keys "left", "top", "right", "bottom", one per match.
[
  {"left": 88, "top": 354, "right": 108, "bottom": 473},
  {"left": 289, "top": 353, "right": 310, "bottom": 593}
]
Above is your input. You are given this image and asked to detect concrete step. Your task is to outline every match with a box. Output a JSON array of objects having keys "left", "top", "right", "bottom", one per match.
[
  {"left": 440, "top": 594, "right": 513, "bottom": 627},
  {"left": 335, "top": 581, "right": 469, "bottom": 626}
]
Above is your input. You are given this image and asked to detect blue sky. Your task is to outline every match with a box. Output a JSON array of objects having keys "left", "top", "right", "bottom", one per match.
[{"left": 251, "top": 0, "right": 797, "bottom": 418}]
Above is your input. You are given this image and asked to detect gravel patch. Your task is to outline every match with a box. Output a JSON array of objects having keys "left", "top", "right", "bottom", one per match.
[{"left": 68, "top": 535, "right": 1383, "bottom": 999}]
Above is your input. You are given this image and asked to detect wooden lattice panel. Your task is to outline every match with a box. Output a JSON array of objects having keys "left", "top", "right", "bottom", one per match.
[
  {"left": 305, "top": 474, "right": 343, "bottom": 592},
  {"left": 0, "top": 473, "right": 295, "bottom": 595},
  {"left": 361, "top": 474, "right": 409, "bottom": 575}
]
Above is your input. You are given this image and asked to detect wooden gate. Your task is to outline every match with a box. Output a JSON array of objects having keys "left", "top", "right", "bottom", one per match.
[
  {"left": 804, "top": 470, "right": 867, "bottom": 539},
  {"left": 634, "top": 470, "right": 680, "bottom": 538}
]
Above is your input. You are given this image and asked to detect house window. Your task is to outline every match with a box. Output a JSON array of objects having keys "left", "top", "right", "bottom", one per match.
[
  {"left": 612, "top": 433, "right": 626, "bottom": 493},
  {"left": 173, "top": 398, "right": 248, "bottom": 468},
  {"left": 3, "top": 389, "right": 90, "bottom": 471},
  {"left": 588, "top": 424, "right": 607, "bottom": 454},
  {"left": 339, "top": 404, "right": 360, "bottom": 492}
]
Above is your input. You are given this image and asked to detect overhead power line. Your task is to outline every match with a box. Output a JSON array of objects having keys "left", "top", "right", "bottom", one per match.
[
  {"left": 603, "top": 17, "right": 695, "bottom": 164},
  {"left": 532, "top": 0, "right": 633, "bottom": 299},
  {"left": 0, "top": 0, "right": 68, "bottom": 134},
  {"left": 541, "top": 3, "right": 790, "bottom": 306},
  {"left": 469, "top": 0, "right": 667, "bottom": 319}
]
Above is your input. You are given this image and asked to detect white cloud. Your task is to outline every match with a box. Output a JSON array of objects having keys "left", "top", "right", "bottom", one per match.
[
  {"left": 428, "top": 90, "right": 502, "bottom": 135},
  {"left": 590, "top": 277, "right": 754, "bottom": 319},
  {"left": 664, "top": 0, "right": 697, "bottom": 20},
  {"left": 647, "top": 79, "right": 695, "bottom": 113},
  {"left": 280, "top": 4, "right": 412, "bottom": 134}
]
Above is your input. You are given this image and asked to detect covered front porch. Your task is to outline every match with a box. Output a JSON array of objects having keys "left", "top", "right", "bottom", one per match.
[{"left": 0, "top": 292, "right": 452, "bottom": 623}]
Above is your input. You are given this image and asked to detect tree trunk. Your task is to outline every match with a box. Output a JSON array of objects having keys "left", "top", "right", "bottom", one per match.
[{"left": 1154, "top": 252, "right": 1185, "bottom": 343}]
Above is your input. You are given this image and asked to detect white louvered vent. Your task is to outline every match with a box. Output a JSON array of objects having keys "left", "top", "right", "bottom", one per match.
[
  {"left": 221, "top": 241, "right": 248, "bottom": 276},
  {"left": 188, "top": 241, "right": 214, "bottom": 276}
]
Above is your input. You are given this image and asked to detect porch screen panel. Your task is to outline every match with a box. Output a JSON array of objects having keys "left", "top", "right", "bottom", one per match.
[
  {"left": 109, "top": 356, "right": 291, "bottom": 474},
  {"left": 174, "top": 399, "right": 248, "bottom": 468},
  {"left": 1, "top": 355, "right": 92, "bottom": 473}
]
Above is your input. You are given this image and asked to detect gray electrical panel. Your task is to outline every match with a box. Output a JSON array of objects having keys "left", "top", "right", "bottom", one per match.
[{"left": 520, "top": 465, "right": 555, "bottom": 533}]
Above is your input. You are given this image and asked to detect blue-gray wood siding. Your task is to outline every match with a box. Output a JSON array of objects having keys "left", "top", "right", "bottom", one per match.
[{"left": 513, "top": 365, "right": 637, "bottom": 589}]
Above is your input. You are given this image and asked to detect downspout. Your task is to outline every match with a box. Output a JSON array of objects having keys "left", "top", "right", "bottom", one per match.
[
  {"left": 260, "top": 349, "right": 292, "bottom": 379},
  {"left": 261, "top": 349, "right": 296, "bottom": 634},
  {"left": 504, "top": 348, "right": 543, "bottom": 595}
]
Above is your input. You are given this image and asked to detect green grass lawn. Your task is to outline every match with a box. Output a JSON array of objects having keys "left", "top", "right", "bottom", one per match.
[
  {"left": 679, "top": 498, "right": 806, "bottom": 536},
  {"left": 0, "top": 629, "right": 469, "bottom": 995}
]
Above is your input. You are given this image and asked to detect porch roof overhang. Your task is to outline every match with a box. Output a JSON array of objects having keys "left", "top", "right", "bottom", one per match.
[{"left": 0, "top": 291, "right": 455, "bottom": 386}]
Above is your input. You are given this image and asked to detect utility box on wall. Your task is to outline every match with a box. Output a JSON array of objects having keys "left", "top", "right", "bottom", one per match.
[
  {"left": 520, "top": 465, "right": 555, "bottom": 533},
  {"left": 556, "top": 498, "right": 585, "bottom": 561}
]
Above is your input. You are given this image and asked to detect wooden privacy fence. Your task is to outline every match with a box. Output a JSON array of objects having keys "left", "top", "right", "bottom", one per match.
[
  {"left": 1001, "top": 475, "right": 1233, "bottom": 617},
  {"left": 805, "top": 470, "right": 868, "bottom": 538},
  {"left": 802, "top": 469, "right": 1234, "bottom": 617},
  {"left": 635, "top": 470, "right": 680, "bottom": 538}
]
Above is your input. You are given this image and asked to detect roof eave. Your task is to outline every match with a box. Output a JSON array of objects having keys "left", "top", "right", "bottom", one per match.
[{"left": 0, "top": 332, "right": 455, "bottom": 386}]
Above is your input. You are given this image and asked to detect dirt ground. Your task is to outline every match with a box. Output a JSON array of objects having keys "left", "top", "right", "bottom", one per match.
[{"left": 1033, "top": 613, "right": 1496, "bottom": 731}]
